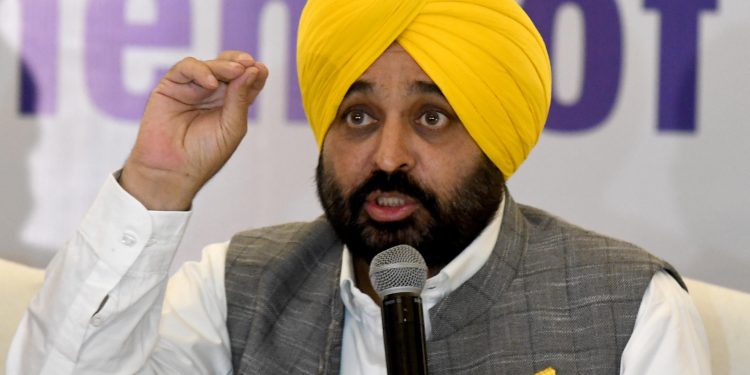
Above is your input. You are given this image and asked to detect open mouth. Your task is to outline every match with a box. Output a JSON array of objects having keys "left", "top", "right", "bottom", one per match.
[{"left": 364, "top": 190, "right": 418, "bottom": 222}]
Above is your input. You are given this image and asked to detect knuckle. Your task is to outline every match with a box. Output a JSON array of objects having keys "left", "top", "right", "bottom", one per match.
[
  {"left": 219, "top": 50, "right": 241, "bottom": 59},
  {"left": 179, "top": 56, "right": 197, "bottom": 65}
]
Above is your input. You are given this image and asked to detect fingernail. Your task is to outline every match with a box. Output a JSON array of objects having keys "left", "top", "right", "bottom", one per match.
[
  {"left": 207, "top": 75, "right": 219, "bottom": 87},
  {"left": 238, "top": 53, "right": 255, "bottom": 66},
  {"left": 226, "top": 62, "right": 243, "bottom": 72}
]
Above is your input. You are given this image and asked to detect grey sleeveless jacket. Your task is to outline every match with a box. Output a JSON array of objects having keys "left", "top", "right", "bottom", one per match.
[{"left": 224, "top": 195, "right": 682, "bottom": 374}]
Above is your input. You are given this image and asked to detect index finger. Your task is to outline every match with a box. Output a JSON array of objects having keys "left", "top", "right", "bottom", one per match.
[
  {"left": 217, "top": 50, "right": 255, "bottom": 67},
  {"left": 164, "top": 57, "right": 219, "bottom": 89}
]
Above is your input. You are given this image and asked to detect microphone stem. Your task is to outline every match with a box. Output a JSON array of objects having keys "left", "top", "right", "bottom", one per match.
[{"left": 381, "top": 293, "right": 428, "bottom": 375}]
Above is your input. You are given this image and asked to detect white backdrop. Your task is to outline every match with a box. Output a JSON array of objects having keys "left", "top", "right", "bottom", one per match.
[{"left": 1, "top": 0, "right": 747, "bottom": 293}]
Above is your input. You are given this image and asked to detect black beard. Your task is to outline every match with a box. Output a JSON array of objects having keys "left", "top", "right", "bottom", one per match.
[{"left": 315, "top": 154, "right": 505, "bottom": 269}]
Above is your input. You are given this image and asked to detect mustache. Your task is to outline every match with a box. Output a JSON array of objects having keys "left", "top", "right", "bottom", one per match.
[{"left": 348, "top": 170, "right": 439, "bottom": 215}]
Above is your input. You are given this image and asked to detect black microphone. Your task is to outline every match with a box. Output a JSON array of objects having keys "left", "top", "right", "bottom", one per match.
[{"left": 369, "top": 245, "right": 429, "bottom": 375}]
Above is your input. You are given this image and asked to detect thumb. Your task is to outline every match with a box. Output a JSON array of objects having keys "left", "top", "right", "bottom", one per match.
[{"left": 221, "top": 64, "right": 269, "bottom": 135}]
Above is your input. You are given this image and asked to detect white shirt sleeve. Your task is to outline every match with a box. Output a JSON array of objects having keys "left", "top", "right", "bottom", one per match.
[
  {"left": 4, "top": 174, "right": 232, "bottom": 375},
  {"left": 620, "top": 270, "right": 712, "bottom": 375},
  {"left": 145, "top": 242, "right": 232, "bottom": 374}
]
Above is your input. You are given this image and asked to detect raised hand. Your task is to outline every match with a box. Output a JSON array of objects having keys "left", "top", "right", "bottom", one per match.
[{"left": 120, "top": 51, "right": 269, "bottom": 210}]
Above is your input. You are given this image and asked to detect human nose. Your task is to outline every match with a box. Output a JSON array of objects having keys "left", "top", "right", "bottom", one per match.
[{"left": 372, "top": 119, "right": 415, "bottom": 173}]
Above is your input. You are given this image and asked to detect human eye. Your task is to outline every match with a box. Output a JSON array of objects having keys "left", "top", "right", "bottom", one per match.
[
  {"left": 417, "top": 109, "right": 450, "bottom": 129},
  {"left": 343, "top": 108, "right": 376, "bottom": 127}
]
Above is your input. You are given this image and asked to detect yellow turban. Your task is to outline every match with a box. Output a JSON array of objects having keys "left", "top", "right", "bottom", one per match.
[{"left": 297, "top": 0, "right": 551, "bottom": 179}]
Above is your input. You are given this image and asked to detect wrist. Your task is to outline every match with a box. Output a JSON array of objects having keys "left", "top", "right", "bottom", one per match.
[{"left": 119, "top": 163, "right": 198, "bottom": 211}]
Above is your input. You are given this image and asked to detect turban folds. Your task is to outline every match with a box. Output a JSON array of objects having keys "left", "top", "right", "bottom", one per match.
[{"left": 297, "top": 0, "right": 551, "bottom": 179}]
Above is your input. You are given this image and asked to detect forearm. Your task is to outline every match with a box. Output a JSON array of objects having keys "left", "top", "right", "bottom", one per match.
[
  {"left": 6, "top": 174, "right": 191, "bottom": 375},
  {"left": 7, "top": 50, "right": 266, "bottom": 374}
]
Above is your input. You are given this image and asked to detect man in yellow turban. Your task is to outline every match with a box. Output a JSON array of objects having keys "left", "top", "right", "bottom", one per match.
[
  {"left": 300, "top": 0, "right": 552, "bottom": 271},
  {"left": 8, "top": 0, "right": 709, "bottom": 374}
]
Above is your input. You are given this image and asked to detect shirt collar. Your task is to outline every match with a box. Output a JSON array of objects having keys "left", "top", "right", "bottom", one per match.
[{"left": 339, "top": 197, "right": 506, "bottom": 321}]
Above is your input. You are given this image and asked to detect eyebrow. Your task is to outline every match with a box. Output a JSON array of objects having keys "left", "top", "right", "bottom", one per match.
[
  {"left": 410, "top": 81, "right": 445, "bottom": 98},
  {"left": 343, "top": 80, "right": 373, "bottom": 98},
  {"left": 342, "top": 79, "right": 446, "bottom": 100}
]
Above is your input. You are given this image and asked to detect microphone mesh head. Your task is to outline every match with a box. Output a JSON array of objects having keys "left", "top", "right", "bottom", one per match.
[{"left": 369, "top": 245, "right": 428, "bottom": 298}]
